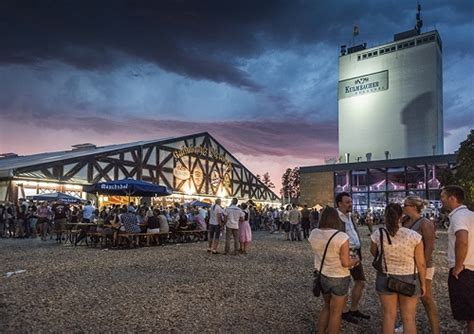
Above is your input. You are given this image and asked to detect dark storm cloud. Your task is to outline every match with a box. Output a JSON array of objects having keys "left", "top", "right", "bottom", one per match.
[{"left": 1, "top": 0, "right": 472, "bottom": 90}]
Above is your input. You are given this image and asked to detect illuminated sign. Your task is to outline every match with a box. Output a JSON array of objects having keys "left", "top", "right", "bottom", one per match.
[
  {"left": 173, "top": 165, "right": 190, "bottom": 180},
  {"left": 173, "top": 145, "right": 232, "bottom": 169},
  {"left": 338, "top": 70, "right": 388, "bottom": 99}
]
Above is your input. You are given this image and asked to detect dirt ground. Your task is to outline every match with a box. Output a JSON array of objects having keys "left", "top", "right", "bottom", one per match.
[{"left": 0, "top": 227, "right": 465, "bottom": 333}]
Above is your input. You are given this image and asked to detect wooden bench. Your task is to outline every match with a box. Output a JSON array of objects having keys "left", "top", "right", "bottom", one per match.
[
  {"left": 116, "top": 232, "right": 169, "bottom": 247},
  {"left": 173, "top": 230, "right": 207, "bottom": 243}
]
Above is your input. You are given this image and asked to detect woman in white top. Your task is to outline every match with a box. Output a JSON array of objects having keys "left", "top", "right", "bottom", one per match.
[
  {"left": 309, "top": 207, "right": 359, "bottom": 334},
  {"left": 370, "top": 203, "right": 426, "bottom": 334}
]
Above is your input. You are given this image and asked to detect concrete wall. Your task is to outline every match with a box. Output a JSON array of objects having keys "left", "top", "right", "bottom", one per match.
[{"left": 299, "top": 171, "right": 334, "bottom": 208}]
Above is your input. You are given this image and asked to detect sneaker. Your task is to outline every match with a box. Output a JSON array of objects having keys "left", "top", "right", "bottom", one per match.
[
  {"left": 341, "top": 312, "right": 359, "bottom": 324},
  {"left": 394, "top": 323, "right": 403, "bottom": 333},
  {"left": 350, "top": 310, "right": 370, "bottom": 320}
]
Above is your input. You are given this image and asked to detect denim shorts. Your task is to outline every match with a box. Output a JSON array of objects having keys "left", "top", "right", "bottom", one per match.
[
  {"left": 376, "top": 272, "right": 421, "bottom": 296},
  {"left": 319, "top": 273, "right": 350, "bottom": 297}
]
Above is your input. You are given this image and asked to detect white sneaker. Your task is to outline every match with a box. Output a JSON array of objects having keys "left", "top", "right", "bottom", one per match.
[{"left": 394, "top": 324, "right": 403, "bottom": 333}]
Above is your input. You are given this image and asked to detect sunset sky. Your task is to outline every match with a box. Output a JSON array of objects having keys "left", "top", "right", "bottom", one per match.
[{"left": 0, "top": 1, "right": 473, "bottom": 193}]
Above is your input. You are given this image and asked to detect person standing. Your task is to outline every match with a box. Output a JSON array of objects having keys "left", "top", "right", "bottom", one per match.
[
  {"left": 309, "top": 207, "right": 359, "bottom": 334},
  {"left": 440, "top": 185, "right": 474, "bottom": 333},
  {"left": 52, "top": 200, "right": 69, "bottom": 242},
  {"left": 336, "top": 192, "right": 370, "bottom": 324},
  {"left": 239, "top": 203, "right": 252, "bottom": 254},
  {"left": 208, "top": 199, "right": 224, "bottom": 254},
  {"left": 370, "top": 203, "right": 426, "bottom": 334},
  {"left": 301, "top": 204, "right": 311, "bottom": 239},
  {"left": 289, "top": 204, "right": 302, "bottom": 241},
  {"left": 223, "top": 198, "right": 244, "bottom": 255},
  {"left": 403, "top": 196, "right": 439, "bottom": 334}
]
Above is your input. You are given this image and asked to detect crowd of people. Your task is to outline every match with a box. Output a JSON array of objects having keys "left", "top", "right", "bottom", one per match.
[
  {"left": 309, "top": 185, "right": 473, "bottom": 334},
  {"left": 1, "top": 185, "right": 473, "bottom": 333}
]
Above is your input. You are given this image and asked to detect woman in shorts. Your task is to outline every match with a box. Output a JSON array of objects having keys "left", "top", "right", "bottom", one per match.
[
  {"left": 308, "top": 207, "right": 359, "bottom": 334},
  {"left": 370, "top": 203, "right": 426, "bottom": 334},
  {"left": 402, "top": 196, "right": 439, "bottom": 333}
]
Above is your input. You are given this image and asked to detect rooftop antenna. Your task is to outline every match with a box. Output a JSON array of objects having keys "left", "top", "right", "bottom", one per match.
[{"left": 415, "top": 2, "right": 423, "bottom": 34}]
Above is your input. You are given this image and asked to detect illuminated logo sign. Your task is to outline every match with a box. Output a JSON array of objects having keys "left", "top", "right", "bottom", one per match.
[
  {"left": 173, "top": 165, "right": 190, "bottom": 180},
  {"left": 338, "top": 70, "right": 388, "bottom": 99}
]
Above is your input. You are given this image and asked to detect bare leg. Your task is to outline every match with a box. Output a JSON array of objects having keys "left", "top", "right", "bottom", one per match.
[
  {"left": 399, "top": 294, "right": 418, "bottom": 334},
  {"left": 350, "top": 280, "right": 365, "bottom": 312},
  {"left": 421, "top": 279, "right": 439, "bottom": 334},
  {"left": 318, "top": 294, "right": 331, "bottom": 334},
  {"left": 379, "top": 293, "right": 398, "bottom": 334},
  {"left": 327, "top": 295, "right": 346, "bottom": 334}
]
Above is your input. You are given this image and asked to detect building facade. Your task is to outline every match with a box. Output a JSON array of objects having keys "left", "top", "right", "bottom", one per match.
[
  {"left": 338, "top": 30, "right": 443, "bottom": 162},
  {"left": 0, "top": 132, "right": 279, "bottom": 206},
  {"left": 300, "top": 154, "right": 456, "bottom": 213}
]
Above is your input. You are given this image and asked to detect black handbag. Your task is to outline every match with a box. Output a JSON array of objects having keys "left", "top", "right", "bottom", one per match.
[
  {"left": 313, "top": 231, "right": 340, "bottom": 297},
  {"left": 372, "top": 228, "right": 391, "bottom": 272},
  {"left": 378, "top": 229, "right": 417, "bottom": 297}
]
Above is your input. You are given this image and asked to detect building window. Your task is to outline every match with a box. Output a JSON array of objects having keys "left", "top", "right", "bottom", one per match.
[
  {"left": 416, "top": 38, "right": 422, "bottom": 45},
  {"left": 369, "top": 168, "right": 386, "bottom": 191},
  {"left": 351, "top": 170, "right": 368, "bottom": 192},
  {"left": 391, "top": 46, "right": 396, "bottom": 51},
  {"left": 409, "top": 41, "right": 415, "bottom": 46},
  {"left": 362, "top": 54, "right": 367, "bottom": 59},
  {"left": 397, "top": 44, "right": 403, "bottom": 49},
  {"left": 387, "top": 167, "right": 406, "bottom": 190},
  {"left": 358, "top": 55, "right": 361, "bottom": 60},
  {"left": 335, "top": 171, "right": 350, "bottom": 193},
  {"left": 406, "top": 165, "right": 426, "bottom": 190},
  {"left": 368, "top": 52, "right": 372, "bottom": 57},
  {"left": 403, "top": 43, "right": 408, "bottom": 48},
  {"left": 370, "top": 192, "right": 387, "bottom": 211},
  {"left": 380, "top": 49, "right": 385, "bottom": 54},
  {"left": 374, "top": 51, "right": 378, "bottom": 56},
  {"left": 352, "top": 193, "right": 368, "bottom": 213}
]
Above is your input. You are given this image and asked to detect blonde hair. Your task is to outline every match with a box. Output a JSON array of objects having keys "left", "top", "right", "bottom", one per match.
[{"left": 404, "top": 196, "right": 426, "bottom": 213}]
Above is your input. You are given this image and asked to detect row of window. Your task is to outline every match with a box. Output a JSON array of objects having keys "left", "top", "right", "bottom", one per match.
[{"left": 357, "top": 34, "right": 437, "bottom": 61}]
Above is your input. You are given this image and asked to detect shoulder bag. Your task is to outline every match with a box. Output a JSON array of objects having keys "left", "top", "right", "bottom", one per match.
[
  {"left": 379, "top": 229, "right": 417, "bottom": 297},
  {"left": 372, "top": 227, "right": 391, "bottom": 272},
  {"left": 313, "top": 231, "right": 340, "bottom": 297}
]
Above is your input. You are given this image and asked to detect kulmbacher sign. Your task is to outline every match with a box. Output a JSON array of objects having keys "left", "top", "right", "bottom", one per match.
[{"left": 338, "top": 70, "right": 388, "bottom": 99}]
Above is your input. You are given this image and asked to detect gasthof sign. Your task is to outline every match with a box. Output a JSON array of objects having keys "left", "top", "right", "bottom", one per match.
[{"left": 338, "top": 70, "right": 388, "bottom": 99}]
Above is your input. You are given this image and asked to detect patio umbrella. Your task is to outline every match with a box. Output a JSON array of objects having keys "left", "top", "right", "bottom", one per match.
[
  {"left": 27, "top": 192, "right": 85, "bottom": 204},
  {"left": 83, "top": 178, "right": 172, "bottom": 197},
  {"left": 189, "top": 200, "right": 211, "bottom": 208}
]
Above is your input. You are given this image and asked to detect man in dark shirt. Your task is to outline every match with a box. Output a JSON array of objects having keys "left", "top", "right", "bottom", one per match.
[{"left": 52, "top": 200, "right": 70, "bottom": 241}]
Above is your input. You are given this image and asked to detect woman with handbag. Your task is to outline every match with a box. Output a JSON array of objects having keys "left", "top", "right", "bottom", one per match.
[
  {"left": 370, "top": 203, "right": 427, "bottom": 334},
  {"left": 308, "top": 207, "right": 359, "bottom": 334}
]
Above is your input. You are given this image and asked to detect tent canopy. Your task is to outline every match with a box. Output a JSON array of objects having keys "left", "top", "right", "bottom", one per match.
[
  {"left": 27, "top": 192, "right": 84, "bottom": 204},
  {"left": 84, "top": 178, "right": 172, "bottom": 197}
]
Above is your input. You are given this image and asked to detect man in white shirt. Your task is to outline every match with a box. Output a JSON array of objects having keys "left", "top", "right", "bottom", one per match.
[
  {"left": 441, "top": 185, "right": 474, "bottom": 332},
  {"left": 82, "top": 201, "right": 95, "bottom": 223},
  {"left": 208, "top": 199, "right": 224, "bottom": 254},
  {"left": 336, "top": 192, "right": 370, "bottom": 324},
  {"left": 223, "top": 198, "right": 244, "bottom": 255}
]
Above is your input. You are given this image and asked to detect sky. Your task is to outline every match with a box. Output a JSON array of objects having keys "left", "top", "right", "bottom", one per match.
[{"left": 0, "top": 0, "right": 473, "bottom": 194}]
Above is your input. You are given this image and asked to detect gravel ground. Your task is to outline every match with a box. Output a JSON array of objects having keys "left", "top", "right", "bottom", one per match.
[{"left": 0, "top": 227, "right": 465, "bottom": 333}]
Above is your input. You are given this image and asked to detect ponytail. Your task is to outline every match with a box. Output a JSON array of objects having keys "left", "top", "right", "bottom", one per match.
[{"left": 385, "top": 203, "right": 402, "bottom": 237}]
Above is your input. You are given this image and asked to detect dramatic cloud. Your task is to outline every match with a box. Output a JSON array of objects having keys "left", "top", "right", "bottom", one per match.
[{"left": 0, "top": 0, "right": 473, "bottom": 191}]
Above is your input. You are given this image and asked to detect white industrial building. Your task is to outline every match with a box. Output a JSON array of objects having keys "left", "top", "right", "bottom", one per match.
[{"left": 338, "top": 29, "right": 443, "bottom": 162}]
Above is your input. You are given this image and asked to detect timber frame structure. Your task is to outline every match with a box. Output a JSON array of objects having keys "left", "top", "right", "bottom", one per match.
[{"left": 0, "top": 132, "right": 279, "bottom": 203}]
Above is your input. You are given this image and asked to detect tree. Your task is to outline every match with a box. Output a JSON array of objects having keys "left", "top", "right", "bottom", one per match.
[
  {"left": 280, "top": 168, "right": 292, "bottom": 200},
  {"left": 455, "top": 129, "right": 474, "bottom": 209},
  {"left": 280, "top": 167, "right": 300, "bottom": 202},
  {"left": 262, "top": 172, "right": 275, "bottom": 189},
  {"left": 289, "top": 167, "right": 300, "bottom": 199}
]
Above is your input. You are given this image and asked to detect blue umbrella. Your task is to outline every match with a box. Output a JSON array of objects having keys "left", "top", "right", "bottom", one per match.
[
  {"left": 27, "top": 192, "right": 85, "bottom": 204},
  {"left": 189, "top": 200, "right": 211, "bottom": 208},
  {"left": 84, "top": 178, "right": 172, "bottom": 197}
]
